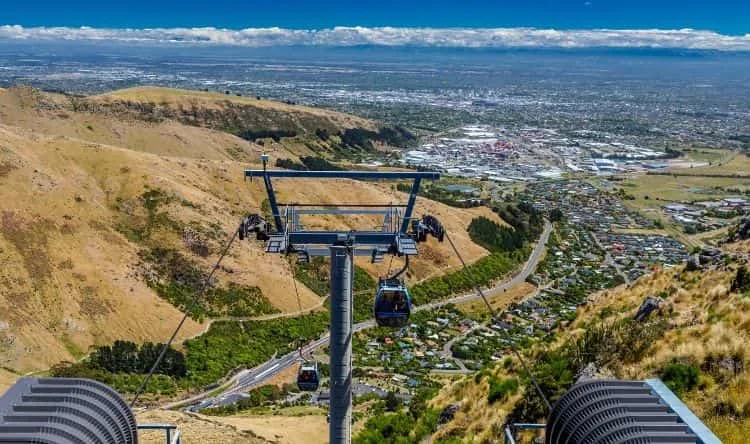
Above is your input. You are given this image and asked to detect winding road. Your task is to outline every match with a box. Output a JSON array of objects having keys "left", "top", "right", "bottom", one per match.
[{"left": 163, "top": 221, "right": 552, "bottom": 410}]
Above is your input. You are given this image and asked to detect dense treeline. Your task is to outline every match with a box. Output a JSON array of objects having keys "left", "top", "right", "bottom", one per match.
[
  {"left": 183, "top": 312, "right": 330, "bottom": 387},
  {"left": 88, "top": 340, "right": 186, "bottom": 377},
  {"left": 274, "top": 158, "right": 306, "bottom": 170},
  {"left": 237, "top": 129, "right": 297, "bottom": 142},
  {"left": 300, "top": 156, "right": 343, "bottom": 171},
  {"left": 51, "top": 314, "right": 330, "bottom": 393},
  {"left": 274, "top": 156, "right": 343, "bottom": 171},
  {"left": 493, "top": 202, "right": 545, "bottom": 241},
  {"left": 410, "top": 248, "right": 530, "bottom": 306},
  {"left": 468, "top": 217, "right": 525, "bottom": 253},
  {"left": 410, "top": 203, "right": 542, "bottom": 306},
  {"left": 50, "top": 363, "right": 180, "bottom": 395},
  {"left": 340, "top": 126, "right": 415, "bottom": 150},
  {"left": 50, "top": 341, "right": 187, "bottom": 395}
]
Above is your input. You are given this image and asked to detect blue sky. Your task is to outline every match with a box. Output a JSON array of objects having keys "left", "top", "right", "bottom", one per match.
[{"left": 2, "top": 0, "right": 749, "bottom": 35}]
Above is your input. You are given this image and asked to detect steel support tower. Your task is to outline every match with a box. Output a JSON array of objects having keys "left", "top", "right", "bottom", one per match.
[
  {"left": 329, "top": 236, "right": 354, "bottom": 443},
  {"left": 244, "top": 159, "right": 439, "bottom": 444}
]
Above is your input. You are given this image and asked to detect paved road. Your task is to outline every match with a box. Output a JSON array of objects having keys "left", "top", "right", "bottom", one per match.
[{"left": 166, "top": 221, "right": 552, "bottom": 410}]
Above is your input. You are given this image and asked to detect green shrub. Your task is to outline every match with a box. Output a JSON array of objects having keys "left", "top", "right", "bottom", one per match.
[
  {"left": 731, "top": 266, "right": 750, "bottom": 293},
  {"left": 661, "top": 361, "right": 700, "bottom": 396},
  {"left": 354, "top": 412, "right": 415, "bottom": 444},
  {"left": 488, "top": 377, "right": 519, "bottom": 404}
]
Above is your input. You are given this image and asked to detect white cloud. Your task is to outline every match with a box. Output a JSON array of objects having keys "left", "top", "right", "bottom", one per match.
[{"left": 0, "top": 25, "right": 749, "bottom": 51}]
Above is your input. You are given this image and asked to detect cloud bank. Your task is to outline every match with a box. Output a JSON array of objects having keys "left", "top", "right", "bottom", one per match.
[{"left": 1, "top": 25, "right": 749, "bottom": 51}]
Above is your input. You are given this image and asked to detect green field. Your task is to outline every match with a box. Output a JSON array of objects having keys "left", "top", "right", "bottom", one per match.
[
  {"left": 590, "top": 172, "right": 750, "bottom": 249},
  {"left": 682, "top": 148, "right": 734, "bottom": 165},
  {"left": 671, "top": 151, "right": 750, "bottom": 176},
  {"left": 621, "top": 174, "right": 750, "bottom": 210}
]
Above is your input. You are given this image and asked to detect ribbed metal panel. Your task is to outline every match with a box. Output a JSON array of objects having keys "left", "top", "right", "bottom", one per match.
[
  {"left": 546, "top": 380, "right": 698, "bottom": 444},
  {"left": 0, "top": 377, "right": 137, "bottom": 443}
]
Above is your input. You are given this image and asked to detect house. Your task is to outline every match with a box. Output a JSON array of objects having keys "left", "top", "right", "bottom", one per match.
[
  {"left": 397, "top": 341, "right": 412, "bottom": 350},
  {"left": 723, "top": 197, "right": 747, "bottom": 207}
]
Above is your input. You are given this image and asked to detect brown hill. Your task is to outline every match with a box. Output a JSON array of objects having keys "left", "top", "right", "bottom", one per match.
[
  {"left": 431, "top": 259, "right": 750, "bottom": 443},
  {"left": 0, "top": 86, "right": 500, "bottom": 388}
]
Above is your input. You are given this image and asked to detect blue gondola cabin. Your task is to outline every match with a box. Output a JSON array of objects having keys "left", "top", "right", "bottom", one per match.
[
  {"left": 374, "top": 278, "right": 412, "bottom": 328},
  {"left": 297, "top": 362, "right": 320, "bottom": 391}
]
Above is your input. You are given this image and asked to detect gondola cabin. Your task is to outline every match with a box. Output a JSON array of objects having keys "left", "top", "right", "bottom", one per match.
[
  {"left": 297, "top": 361, "right": 320, "bottom": 391},
  {"left": 374, "top": 278, "right": 412, "bottom": 328}
]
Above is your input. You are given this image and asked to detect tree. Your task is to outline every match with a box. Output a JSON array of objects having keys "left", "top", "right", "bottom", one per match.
[
  {"left": 549, "top": 208, "right": 565, "bottom": 222},
  {"left": 385, "top": 391, "right": 401, "bottom": 412},
  {"left": 661, "top": 362, "right": 700, "bottom": 395}
]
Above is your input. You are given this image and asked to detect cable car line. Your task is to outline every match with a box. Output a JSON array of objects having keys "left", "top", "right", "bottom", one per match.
[
  {"left": 443, "top": 229, "right": 553, "bottom": 413},
  {"left": 130, "top": 228, "right": 240, "bottom": 408},
  {"left": 287, "top": 252, "right": 321, "bottom": 391},
  {"left": 387, "top": 254, "right": 409, "bottom": 280}
]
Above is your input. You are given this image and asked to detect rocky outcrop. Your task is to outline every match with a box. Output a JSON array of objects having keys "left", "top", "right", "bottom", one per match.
[
  {"left": 438, "top": 404, "right": 461, "bottom": 425},
  {"left": 634, "top": 295, "right": 664, "bottom": 322}
]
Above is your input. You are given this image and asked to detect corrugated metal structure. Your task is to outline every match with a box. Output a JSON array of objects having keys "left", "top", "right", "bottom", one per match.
[
  {"left": 542, "top": 379, "right": 721, "bottom": 444},
  {"left": 0, "top": 377, "right": 137, "bottom": 443}
]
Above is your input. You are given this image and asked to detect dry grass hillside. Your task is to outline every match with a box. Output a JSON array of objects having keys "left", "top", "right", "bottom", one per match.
[
  {"left": 0, "top": 86, "right": 501, "bottom": 391},
  {"left": 94, "top": 87, "right": 374, "bottom": 130},
  {"left": 430, "top": 259, "right": 750, "bottom": 443},
  {"left": 136, "top": 409, "right": 267, "bottom": 444}
]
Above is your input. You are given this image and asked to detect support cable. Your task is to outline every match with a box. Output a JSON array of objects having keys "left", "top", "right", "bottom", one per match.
[
  {"left": 130, "top": 229, "right": 239, "bottom": 408},
  {"left": 287, "top": 255, "right": 310, "bottom": 360},
  {"left": 386, "top": 254, "right": 395, "bottom": 277},
  {"left": 387, "top": 254, "right": 409, "bottom": 280},
  {"left": 443, "top": 230, "right": 552, "bottom": 413}
]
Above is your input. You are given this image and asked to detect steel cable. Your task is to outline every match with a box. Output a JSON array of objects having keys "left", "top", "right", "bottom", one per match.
[
  {"left": 130, "top": 228, "right": 239, "bottom": 408},
  {"left": 443, "top": 230, "right": 552, "bottom": 413}
]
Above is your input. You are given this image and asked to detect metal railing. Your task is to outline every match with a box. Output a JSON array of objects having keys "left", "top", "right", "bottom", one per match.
[
  {"left": 503, "top": 423, "right": 546, "bottom": 444},
  {"left": 138, "top": 423, "right": 181, "bottom": 444}
]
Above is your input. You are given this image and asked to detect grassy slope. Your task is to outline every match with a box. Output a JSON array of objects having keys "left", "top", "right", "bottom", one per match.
[
  {"left": 95, "top": 86, "right": 374, "bottom": 128},
  {"left": 0, "top": 86, "right": 501, "bottom": 389},
  {"left": 430, "top": 261, "right": 750, "bottom": 443},
  {"left": 136, "top": 409, "right": 265, "bottom": 444}
]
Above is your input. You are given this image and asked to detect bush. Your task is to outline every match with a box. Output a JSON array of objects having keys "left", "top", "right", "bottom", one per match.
[
  {"left": 731, "top": 267, "right": 749, "bottom": 293},
  {"left": 275, "top": 158, "right": 306, "bottom": 170},
  {"left": 354, "top": 413, "right": 416, "bottom": 444},
  {"left": 661, "top": 362, "right": 700, "bottom": 396},
  {"left": 385, "top": 391, "right": 401, "bottom": 412},
  {"left": 488, "top": 377, "right": 519, "bottom": 404}
]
